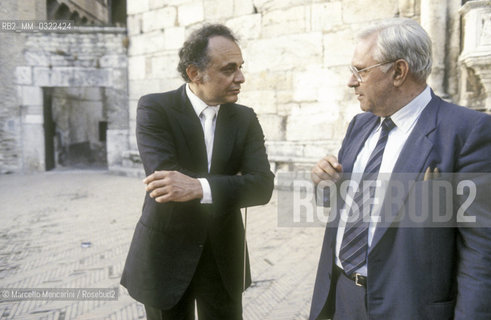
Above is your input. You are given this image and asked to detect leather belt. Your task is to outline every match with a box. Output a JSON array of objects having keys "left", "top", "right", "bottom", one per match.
[{"left": 336, "top": 265, "right": 367, "bottom": 287}]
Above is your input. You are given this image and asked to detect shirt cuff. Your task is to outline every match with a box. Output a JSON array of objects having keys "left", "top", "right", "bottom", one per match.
[{"left": 198, "top": 178, "right": 213, "bottom": 204}]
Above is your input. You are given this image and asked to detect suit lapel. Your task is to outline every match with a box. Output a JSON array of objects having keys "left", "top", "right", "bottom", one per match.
[
  {"left": 210, "top": 103, "right": 237, "bottom": 173},
  {"left": 369, "top": 94, "right": 440, "bottom": 252},
  {"left": 342, "top": 115, "right": 379, "bottom": 173},
  {"left": 174, "top": 86, "right": 208, "bottom": 173},
  {"left": 173, "top": 85, "right": 239, "bottom": 174}
]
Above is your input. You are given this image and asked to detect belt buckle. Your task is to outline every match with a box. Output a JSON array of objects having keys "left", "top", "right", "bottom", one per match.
[{"left": 354, "top": 273, "right": 364, "bottom": 287}]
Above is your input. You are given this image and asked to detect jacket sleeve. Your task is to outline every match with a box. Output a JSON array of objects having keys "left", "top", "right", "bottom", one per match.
[
  {"left": 454, "top": 114, "right": 491, "bottom": 320},
  {"left": 318, "top": 114, "right": 358, "bottom": 207},
  {"left": 207, "top": 109, "right": 274, "bottom": 210},
  {"left": 337, "top": 114, "right": 358, "bottom": 164},
  {"left": 136, "top": 94, "right": 198, "bottom": 178}
]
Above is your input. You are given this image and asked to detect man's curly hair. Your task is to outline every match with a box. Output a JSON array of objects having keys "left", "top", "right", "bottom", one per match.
[{"left": 177, "top": 24, "right": 238, "bottom": 82}]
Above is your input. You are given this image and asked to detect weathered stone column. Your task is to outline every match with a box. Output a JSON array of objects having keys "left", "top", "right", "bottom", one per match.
[
  {"left": 421, "top": 0, "right": 448, "bottom": 97},
  {"left": 459, "top": 0, "right": 491, "bottom": 112},
  {"left": 18, "top": 86, "right": 45, "bottom": 171}
]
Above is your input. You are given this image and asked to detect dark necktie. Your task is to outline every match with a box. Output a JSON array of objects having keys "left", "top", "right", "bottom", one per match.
[{"left": 339, "top": 117, "right": 396, "bottom": 276}]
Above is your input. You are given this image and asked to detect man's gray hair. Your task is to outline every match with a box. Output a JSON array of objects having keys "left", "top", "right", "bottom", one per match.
[{"left": 359, "top": 18, "right": 433, "bottom": 82}]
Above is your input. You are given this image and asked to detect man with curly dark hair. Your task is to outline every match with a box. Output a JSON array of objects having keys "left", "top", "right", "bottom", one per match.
[{"left": 121, "top": 24, "right": 274, "bottom": 320}]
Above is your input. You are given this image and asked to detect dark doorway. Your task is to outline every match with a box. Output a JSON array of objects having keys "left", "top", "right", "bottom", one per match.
[
  {"left": 42, "top": 87, "right": 108, "bottom": 170},
  {"left": 43, "top": 88, "right": 55, "bottom": 171}
]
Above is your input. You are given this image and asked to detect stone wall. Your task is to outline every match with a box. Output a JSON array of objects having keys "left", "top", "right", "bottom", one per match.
[
  {"left": 126, "top": 0, "right": 491, "bottom": 173},
  {"left": 1, "top": 26, "right": 128, "bottom": 173},
  {"left": 127, "top": 0, "right": 465, "bottom": 173},
  {"left": 0, "top": 0, "right": 129, "bottom": 173},
  {"left": 2, "top": 0, "right": 490, "bottom": 175},
  {"left": 0, "top": 0, "right": 46, "bottom": 173}
]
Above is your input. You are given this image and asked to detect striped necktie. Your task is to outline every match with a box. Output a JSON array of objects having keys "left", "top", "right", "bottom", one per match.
[{"left": 339, "top": 117, "right": 396, "bottom": 276}]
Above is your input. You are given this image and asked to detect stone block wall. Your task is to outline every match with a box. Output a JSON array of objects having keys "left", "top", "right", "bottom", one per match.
[
  {"left": 3, "top": 0, "right": 488, "bottom": 175},
  {"left": 0, "top": 0, "right": 46, "bottom": 173},
  {"left": 126, "top": 0, "right": 422, "bottom": 172},
  {"left": 1, "top": 26, "right": 128, "bottom": 173}
]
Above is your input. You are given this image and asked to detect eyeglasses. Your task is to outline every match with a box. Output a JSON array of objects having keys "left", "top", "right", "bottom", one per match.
[{"left": 349, "top": 61, "right": 396, "bottom": 83}]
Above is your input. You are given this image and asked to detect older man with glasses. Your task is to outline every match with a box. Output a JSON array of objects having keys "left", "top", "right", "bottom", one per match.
[{"left": 309, "top": 18, "right": 491, "bottom": 320}]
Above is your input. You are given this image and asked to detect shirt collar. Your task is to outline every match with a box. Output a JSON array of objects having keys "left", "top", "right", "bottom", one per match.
[
  {"left": 185, "top": 84, "right": 220, "bottom": 118},
  {"left": 381, "top": 85, "right": 431, "bottom": 134}
]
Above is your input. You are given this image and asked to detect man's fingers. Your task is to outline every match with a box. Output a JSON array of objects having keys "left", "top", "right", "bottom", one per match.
[
  {"left": 149, "top": 185, "right": 169, "bottom": 199},
  {"left": 311, "top": 155, "right": 343, "bottom": 184},
  {"left": 143, "top": 170, "right": 169, "bottom": 185},
  {"left": 312, "top": 167, "right": 338, "bottom": 183},
  {"left": 312, "top": 166, "right": 330, "bottom": 180},
  {"left": 153, "top": 187, "right": 188, "bottom": 203},
  {"left": 325, "top": 155, "right": 342, "bottom": 172},
  {"left": 155, "top": 194, "right": 171, "bottom": 203},
  {"left": 145, "top": 170, "right": 174, "bottom": 192},
  {"left": 145, "top": 170, "right": 200, "bottom": 203},
  {"left": 143, "top": 173, "right": 156, "bottom": 185},
  {"left": 148, "top": 178, "right": 183, "bottom": 201},
  {"left": 311, "top": 172, "right": 323, "bottom": 185},
  {"left": 146, "top": 178, "right": 169, "bottom": 192}
]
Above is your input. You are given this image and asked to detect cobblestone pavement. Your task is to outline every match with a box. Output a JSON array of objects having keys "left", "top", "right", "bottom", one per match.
[{"left": 0, "top": 170, "right": 325, "bottom": 320}]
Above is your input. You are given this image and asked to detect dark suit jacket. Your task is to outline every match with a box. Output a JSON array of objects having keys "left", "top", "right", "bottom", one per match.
[
  {"left": 310, "top": 91, "right": 491, "bottom": 320},
  {"left": 121, "top": 84, "right": 274, "bottom": 310}
]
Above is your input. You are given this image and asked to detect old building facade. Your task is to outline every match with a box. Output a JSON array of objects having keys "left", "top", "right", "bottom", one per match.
[
  {"left": 0, "top": 0, "right": 128, "bottom": 173},
  {"left": 1, "top": 0, "right": 490, "bottom": 175}
]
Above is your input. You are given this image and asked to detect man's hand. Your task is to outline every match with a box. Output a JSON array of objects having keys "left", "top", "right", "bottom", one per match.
[
  {"left": 144, "top": 170, "right": 203, "bottom": 203},
  {"left": 311, "top": 155, "right": 343, "bottom": 185}
]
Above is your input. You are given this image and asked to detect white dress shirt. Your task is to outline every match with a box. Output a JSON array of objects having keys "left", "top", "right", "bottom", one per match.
[
  {"left": 185, "top": 84, "right": 220, "bottom": 204},
  {"left": 335, "top": 86, "right": 432, "bottom": 275}
]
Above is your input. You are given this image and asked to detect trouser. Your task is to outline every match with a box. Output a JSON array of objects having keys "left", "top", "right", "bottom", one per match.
[
  {"left": 144, "top": 239, "right": 242, "bottom": 320},
  {"left": 332, "top": 266, "right": 369, "bottom": 320}
]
